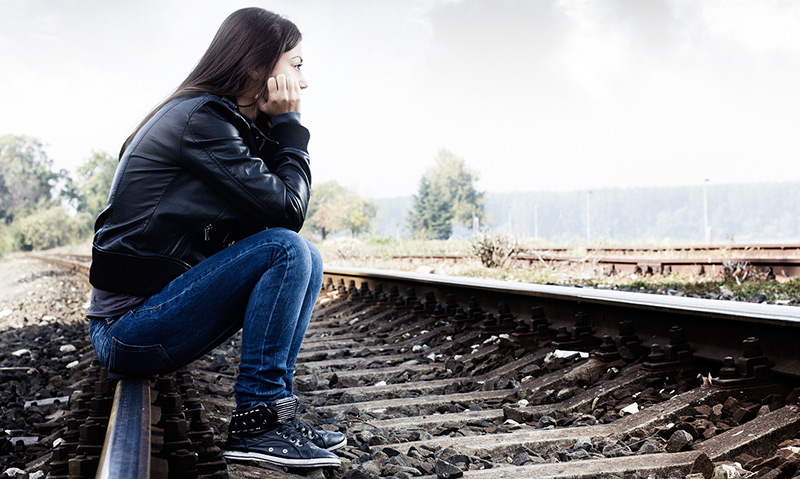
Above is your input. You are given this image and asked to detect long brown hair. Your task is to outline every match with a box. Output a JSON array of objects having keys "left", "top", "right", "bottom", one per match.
[{"left": 120, "top": 7, "right": 301, "bottom": 157}]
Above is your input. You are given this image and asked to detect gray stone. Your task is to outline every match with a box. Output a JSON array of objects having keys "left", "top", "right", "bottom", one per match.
[
  {"left": 690, "top": 452, "right": 714, "bottom": 479},
  {"left": 306, "top": 469, "right": 326, "bottom": 479},
  {"left": 435, "top": 447, "right": 466, "bottom": 460},
  {"left": 511, "top": 452, "right": 530, "bottom": 466},
  {"left": 573, "top": 437, "right": 593, "bottom": 451},
  {"left": 603, "top": 442, "right": 632, "bottom": 457},
  {"left": 666, "top": 429, "right": 694, "bottom": 453},
  {"left": 711, "top": 464, "right": 744, "bottom": 479},
  {"left": 503, "top": 406, "right": 526, "bottom": 423},
  {"left": 356, "top": 429, "right": 375, "bottom": 444},
  {"left": 383, "top": 464, "right": 419, "bottom": 476},
  {"left": 536, "top": 415, "right": 557, "bottom": 429},
  {"left": 360, "top": 461, "right": 382, "bottom": 476},
  {"left": 343, "top": 405, "right": 361, "bottom": 416},
  {"left": 444, "top": 358, "right": 457, "bottom": 371},
  {"left": 568, "top": 449, "right": 590, "bottom": 460},
  {"left": 445, "top": 454, "right": 470, "bottom": 467},
  {"left": 573, "top": 414, "right": 598, "bottom": 426},
  {"left": 638, "top": 439, "right": 661, "bottom": 454},
  {"left": 556, "top": 388, "right": 574, "bottom": 401},
  {"left": 389, "top": 454, "right": 414, "bottom": 468},
  {"left": 527, "top": 453, "right": 546, "bottom": 464},
  {"left": 417, "top": 459, "right": 435, "bottom": 475},
  {"left": 368, "top": 434, "right": 388, "bottom": 446},
  {"left": 342, "top": 469, "right": 371, "bottom": 479},
  {"left": 435, "top": 459, "right": 463, "bottom": 479},
  {"left": 407, "top": 449, "right": 426, "bottom": 461},
  {"left": 372, "top": 450, "right": 389, "bottom": 461},
  {"left": 408, "top": 430, "right": 434, "bottom": 441}
]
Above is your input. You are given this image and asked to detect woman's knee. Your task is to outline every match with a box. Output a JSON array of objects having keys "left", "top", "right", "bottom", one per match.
[
  {"left": 304, "top": 239, "right": 323, "bottom": 277},
  {"left": 263, "top": 228, "right": 306, "bottom": 248},
  {"left": 259, "top": 228, "right": 315, "bottom": 270}
]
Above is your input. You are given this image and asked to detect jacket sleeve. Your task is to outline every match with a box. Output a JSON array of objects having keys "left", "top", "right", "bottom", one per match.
[{"left": 181, "top": 101, "right": 312, "bottom": 231}]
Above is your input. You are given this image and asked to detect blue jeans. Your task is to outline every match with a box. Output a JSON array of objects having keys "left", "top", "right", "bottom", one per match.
[{"left": 89, "top": 228, "right": 323, "bottom": 409}]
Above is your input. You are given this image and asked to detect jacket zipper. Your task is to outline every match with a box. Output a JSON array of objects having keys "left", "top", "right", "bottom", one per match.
[{"left": 204, "top": 224, "right": 213, "bottom": 242}]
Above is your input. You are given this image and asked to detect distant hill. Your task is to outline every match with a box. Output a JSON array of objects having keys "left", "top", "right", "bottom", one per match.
[{"left": 370, "top": 182, "right": 800, "bottom": 243}]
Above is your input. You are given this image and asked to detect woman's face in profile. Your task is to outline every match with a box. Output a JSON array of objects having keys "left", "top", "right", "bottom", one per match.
[{"left": 270, "top": 42, "right": 307, "bottom": 89}]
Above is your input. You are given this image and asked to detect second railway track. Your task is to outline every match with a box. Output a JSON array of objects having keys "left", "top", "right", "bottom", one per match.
[
  {"left": 5, "top": 255, "right": 800, "bottom": 479},
  {"left": 392, "top": 243, "right": 800, "bottom": 278}
]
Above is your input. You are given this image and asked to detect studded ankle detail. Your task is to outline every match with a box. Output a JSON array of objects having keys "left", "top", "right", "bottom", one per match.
[{"left": 228, "top": 403, "right": 279, "bottom": 434}]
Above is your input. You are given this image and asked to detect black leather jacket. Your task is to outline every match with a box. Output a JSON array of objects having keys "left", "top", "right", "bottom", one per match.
[{"left": 90, "top": 92, "right": 311, "bottom": 296}]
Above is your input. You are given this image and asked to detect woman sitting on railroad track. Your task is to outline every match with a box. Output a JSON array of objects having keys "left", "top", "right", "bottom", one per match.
[{"left": 86, "top": 7, "right": 344, "bottom": 469}]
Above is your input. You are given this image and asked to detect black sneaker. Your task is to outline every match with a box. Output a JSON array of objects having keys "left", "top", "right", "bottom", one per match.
[
  {"left": 224, "top": 422, "right": 340, "bottom": 468},
  {"left": 223, "top": 402, "right": 340, "bottom": 468},
  {"left": 289, "top": 417, "right": 347, "bottom": 451},
  {"left": 279, "top": 395, "right": 348, "bottom": 451}
]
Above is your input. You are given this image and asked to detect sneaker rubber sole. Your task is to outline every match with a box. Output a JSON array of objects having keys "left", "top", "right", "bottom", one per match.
[
  {"left": 223, "top": 449, "right": 341, "bottom": 468},
  {"left": 325, "top": 437, "right": 347, "bottom": 451}
]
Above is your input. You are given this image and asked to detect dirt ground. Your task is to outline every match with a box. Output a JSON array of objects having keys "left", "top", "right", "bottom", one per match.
[{"left": 0, "top": 254, "right": 91, "bottom": 332}]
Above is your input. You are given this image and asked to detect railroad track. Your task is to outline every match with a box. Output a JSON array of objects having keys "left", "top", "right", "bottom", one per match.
[
  {"left": 6, "top": 255, "right": 800, "bottom": 479},
  {"left": 521, "top": 244, "right": 800, "bottom": 257},
  {"left": 392, "top": 243, "right": 800, "bottom": 278}
]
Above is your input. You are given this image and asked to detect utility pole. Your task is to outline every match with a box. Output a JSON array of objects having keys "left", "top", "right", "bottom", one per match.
[
  {"left": 703, "top": 179, "right": 710, "bottom": 244},
  {"left": 586, "top": 191, "right": 592, "bottom": 242}
]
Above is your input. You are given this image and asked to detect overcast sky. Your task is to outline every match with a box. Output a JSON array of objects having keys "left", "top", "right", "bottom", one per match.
[{"left": 1, "top": 0, "right": 799, "bottom": 198}]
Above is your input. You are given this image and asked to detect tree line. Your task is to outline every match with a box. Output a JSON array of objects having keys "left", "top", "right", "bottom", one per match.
[
  {"left": 4, "top": 133, "right": 795, "bottom": 250},
  {"left": 0, "top": 135, "right": 484, "bottom": 253},
  {"left": 483, "top": 183, "right": 800, "bottom": 243}
]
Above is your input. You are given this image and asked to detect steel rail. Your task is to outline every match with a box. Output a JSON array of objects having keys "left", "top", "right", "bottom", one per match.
[
  {"left": 96, "top": 379, "right": 151, "bottom": 479},
  {"left": 326, "top": 266, "right": 800, "bottom": 322},
  {"left": 29, "top": 253, "right": 90, "bottom": 275},
  {"left": 324, "top": 266, "right": 800, "bottom": 377}
]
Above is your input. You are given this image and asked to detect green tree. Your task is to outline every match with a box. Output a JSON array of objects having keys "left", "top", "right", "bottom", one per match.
[
  {"left": 407, "top": 177, "right": 453, "bottom": 239},
  {"left": 0, "top": 135, "right": 63, "bottom": 224},
  {"left": 306, "top": 181, "right": 349, "bottom": 240},
  {"left": 407, "top": 149, "right": 485, "bottom": 239},
  {"left": 9, "top": 206, "right": 92, "bottom": 251},
  {"left": 305, "top": 181, "right": 377, "bottom": 239},
  {"left": 71, "top": 151, "right": 117, "bottom": 218},
  {"left": 346, "top": 196, "right": 377, "bottom": 237}
]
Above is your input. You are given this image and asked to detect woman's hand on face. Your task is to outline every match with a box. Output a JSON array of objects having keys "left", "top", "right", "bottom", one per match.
[{"left": 257, "top": 74, "right": 302, "bottom": 117}]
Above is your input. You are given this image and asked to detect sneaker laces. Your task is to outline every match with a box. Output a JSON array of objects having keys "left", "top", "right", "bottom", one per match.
[
  {"left": 275, "top": 423, "right": 307, "bottom": 447},
  {"left": 288, "top": 417, "right": 321, "bottom": 442}
]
